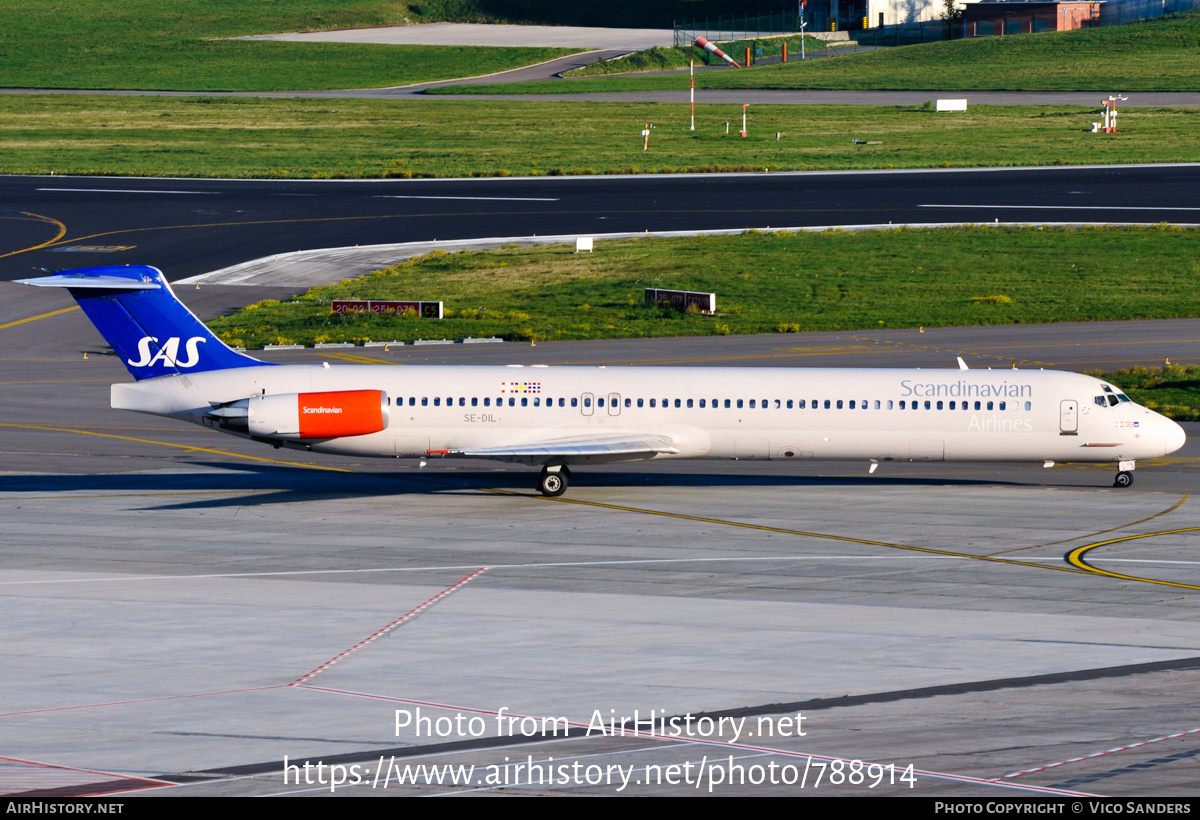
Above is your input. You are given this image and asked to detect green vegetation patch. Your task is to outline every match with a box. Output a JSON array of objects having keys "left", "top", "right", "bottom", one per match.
[
  {"left": 0, "top": 1, "right": 574, "bottom": 91},
  {"left": 1093, "top": 365, "right": 1200, "bottom": 421},
  {"left": 208, "top": 226, "right": 1200, "bottom": 353},
  {"left": 5, "top": 95, "right": 1200, "bottom": 179},
  {"left": 431, "top": 11, "right": 1200, "bottom": 94}
]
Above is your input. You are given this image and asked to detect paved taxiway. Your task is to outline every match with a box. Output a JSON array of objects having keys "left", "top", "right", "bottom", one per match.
[
  {"left": 4, "top": 165, "right": 1200, "bottom": 282},
  {"left": 3, "top": 280, "right": 1200, "bottom": 796}
]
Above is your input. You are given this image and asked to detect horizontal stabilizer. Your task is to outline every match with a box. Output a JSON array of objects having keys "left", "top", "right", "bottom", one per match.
[{"left": 17, "top": 273, "right": 161, "bottom": 290}]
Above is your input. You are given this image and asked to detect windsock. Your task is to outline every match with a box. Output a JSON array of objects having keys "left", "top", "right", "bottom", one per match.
[{"left": 694, "top": 37, "right": 743, "bottom": 68}]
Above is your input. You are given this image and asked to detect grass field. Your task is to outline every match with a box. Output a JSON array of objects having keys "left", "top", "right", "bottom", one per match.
[
  {"left": 1098, "top": 366, "right": 1200, "bottom": 421},
  {"left": 208, "top": 226, "right": 1200, "bottom": 346},
  {"left": 0, "top": 1, "right": 574, "bottom": 91},
  {"left": 4, "top": 95, "right": 1199, "bottom": 179},
  {"left": 431, "top": 11, "right": 1200, "bottom": 93}
]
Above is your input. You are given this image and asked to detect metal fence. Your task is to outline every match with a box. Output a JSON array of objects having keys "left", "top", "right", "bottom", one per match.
[
  {"left": 854, "top": 19, "right": 954, "bottom": 44},
  {"left": 673, "top": 12, "right": 801, "bottom": 46},
  {"left": 1099, "top": 0, "right": 1200, "bottom": 25},
  {"left": 678, "top": 0, "right": 1200, "bottom": 49}
]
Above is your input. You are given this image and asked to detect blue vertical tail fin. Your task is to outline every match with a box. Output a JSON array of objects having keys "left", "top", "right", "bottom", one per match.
[{"left": 18, "top": 265, "right": 271, "bottom": 381}]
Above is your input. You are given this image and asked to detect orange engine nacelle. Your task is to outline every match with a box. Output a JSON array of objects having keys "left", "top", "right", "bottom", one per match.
[{"left": 246, "top": 390, "right": 389, "bottom": 439}]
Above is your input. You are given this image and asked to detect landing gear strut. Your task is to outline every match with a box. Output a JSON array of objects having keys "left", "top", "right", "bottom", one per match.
[{"left": 538, "top": 465, "right": 570, "bottom": 497}]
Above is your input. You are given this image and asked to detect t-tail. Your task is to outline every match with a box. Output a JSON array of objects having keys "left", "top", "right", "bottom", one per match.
[{"left": 18, "top": 265, "right": 271, "bottom": 380}]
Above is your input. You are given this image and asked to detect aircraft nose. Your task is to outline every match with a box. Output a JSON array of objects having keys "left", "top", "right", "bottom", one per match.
[{"left": 1163, "top": 417, "right": 1187, "bottom": 455}]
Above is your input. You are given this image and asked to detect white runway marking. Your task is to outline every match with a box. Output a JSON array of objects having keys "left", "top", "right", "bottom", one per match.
[
  {"left": 36, "top": 188, "right": 219, "bottom": 195},
  {"left": 0, "top": 555, "right": 928, "bottom": 587}
]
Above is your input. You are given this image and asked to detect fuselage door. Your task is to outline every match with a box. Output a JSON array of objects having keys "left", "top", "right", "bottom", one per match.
[
  {"left": 608, "top": 393, "right": 621, "bottom": 416},
  {"left": 581, "top": 392, "right": 594, "bottom": 416},
  {"left": 1060, "top": 399, "right": 1078, "bottom": 434}
]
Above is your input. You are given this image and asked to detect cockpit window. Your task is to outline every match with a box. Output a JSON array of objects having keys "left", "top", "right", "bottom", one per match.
[
  {"left": 1095, "top": 396, "right": 1108, "bottom": 407},
  {"left": 1108, "top": 395, "right": 1119, "bottom": 406},
  {"left": 1116, "top": 393, "right": 1132, "bottom": 403}
]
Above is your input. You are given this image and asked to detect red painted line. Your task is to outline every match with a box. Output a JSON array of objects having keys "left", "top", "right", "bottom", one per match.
[
  {"left": 290, "top": 687, "right": 1094, "bottom": 796},
  {"left": 291, "top": 567, "right": 488, "bottom": 685},
  {"left": 0, "top": 754, "right": 174, "bottom": 789},
  {"left": 0, "top": 685, "right": 288, "bottom": 719},
  {"left": 996, "top": 725, "right": 1200, "bottom": 780}
]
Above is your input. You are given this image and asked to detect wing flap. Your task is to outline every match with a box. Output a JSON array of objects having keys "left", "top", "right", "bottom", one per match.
[{"left": 449, "top": 434, "right": 678, "bottom": 460}]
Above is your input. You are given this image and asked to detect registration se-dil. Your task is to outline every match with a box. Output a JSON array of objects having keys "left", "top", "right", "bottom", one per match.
[{"left": 22, "top": 265, "right": 1186, "bottom": 496}]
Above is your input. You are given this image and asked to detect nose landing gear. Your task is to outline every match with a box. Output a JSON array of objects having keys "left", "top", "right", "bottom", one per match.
[{"left": 1114, "top": 460, "right": 1136, "bottom": 488}]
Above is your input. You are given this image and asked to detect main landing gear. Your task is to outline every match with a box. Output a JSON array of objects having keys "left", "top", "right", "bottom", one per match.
[{"left": 538, "top": 465, "right": 571, "bottom": 497}]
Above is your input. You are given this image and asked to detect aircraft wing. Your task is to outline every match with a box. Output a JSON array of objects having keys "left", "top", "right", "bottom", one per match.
[{"left": 444, "top": 434, "right": 678, "bottom": 461}]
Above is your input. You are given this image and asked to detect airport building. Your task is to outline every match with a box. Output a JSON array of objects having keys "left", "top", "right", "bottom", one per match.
[{"left": 961, "top": 0, "right": 1103, "bottom": 35}]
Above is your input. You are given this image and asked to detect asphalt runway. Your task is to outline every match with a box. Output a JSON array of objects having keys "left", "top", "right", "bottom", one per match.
[
  {"left": 4, "top": 165, "right": 1200, "bottom": 283},
  {"left": 3, "top": 278, "right": 1200, "bottom": 797}
]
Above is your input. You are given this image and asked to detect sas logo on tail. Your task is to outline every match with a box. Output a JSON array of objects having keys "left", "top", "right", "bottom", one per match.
[{"left": 127, "top": 336, "right": 206, "bottom": 368}]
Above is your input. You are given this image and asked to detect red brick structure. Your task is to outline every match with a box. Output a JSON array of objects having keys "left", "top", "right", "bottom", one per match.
[{"left": 962, "top": 1, "right": 1102, "bottom": 36}]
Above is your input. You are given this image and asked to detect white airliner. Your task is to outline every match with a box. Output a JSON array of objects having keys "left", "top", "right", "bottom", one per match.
[{"left": 21, "top": 266, "right": 1187, "bottom": 496}]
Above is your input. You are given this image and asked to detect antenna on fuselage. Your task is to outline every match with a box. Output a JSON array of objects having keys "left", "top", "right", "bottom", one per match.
[{"left": 957, "top": 357, "right": 969, "bottom": 371}]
